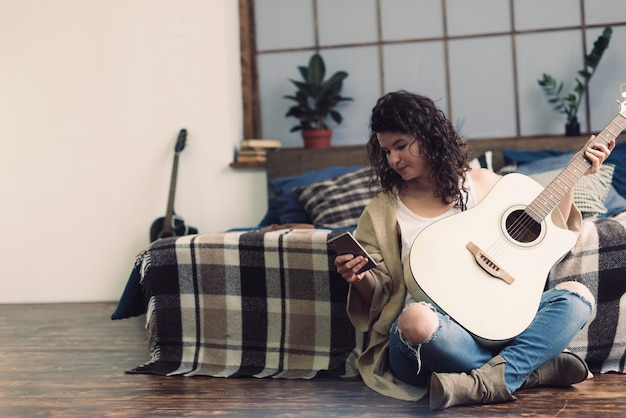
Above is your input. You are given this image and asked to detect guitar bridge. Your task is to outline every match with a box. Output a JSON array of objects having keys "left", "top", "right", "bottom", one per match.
[{"left": 466, "top": 242, "right": 515, "bottom": 285}]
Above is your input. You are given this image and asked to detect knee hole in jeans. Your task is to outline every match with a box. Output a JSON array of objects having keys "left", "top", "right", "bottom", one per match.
[
  {"left": 555, "top": 281, "right": 595, "bottom": 311},
  {"left": 398, "top": 302, "right": 439, "bottom": 344}
]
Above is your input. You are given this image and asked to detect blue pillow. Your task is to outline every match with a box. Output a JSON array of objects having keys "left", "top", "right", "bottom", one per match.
[
  {"left": 111, "top": 263, "right": 146, "bottom": 319},
  {"left": 257, "top": 197, "right": 280, "bottom": 227},
  {"left": 515, "top": 152, "right": 574, "bottom": 175},
  {"left": 606, "top": 141, "right": 626, "bottom": 199},
  {"left": 602, "top": 185, "right": 626, "bottom": 217},
  {"left": 268, "top": 165, "right": 364, "bottom": 224},
  {"left": 503, "top": 149, "right": 565, "bottom": 166}
]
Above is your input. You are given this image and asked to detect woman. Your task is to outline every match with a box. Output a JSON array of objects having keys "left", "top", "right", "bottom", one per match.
[{"left": 334, "top": 91, "right": 614, "bottom": 410}]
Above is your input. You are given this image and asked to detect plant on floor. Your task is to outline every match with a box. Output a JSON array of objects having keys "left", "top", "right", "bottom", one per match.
[{"left": 538, "top": 26, "right": 613, "bottom": 136}]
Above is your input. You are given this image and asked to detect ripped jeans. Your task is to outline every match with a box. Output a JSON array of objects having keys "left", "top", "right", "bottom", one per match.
[{"left": 388, "top": 283, "right": 594, "bottom": 393}]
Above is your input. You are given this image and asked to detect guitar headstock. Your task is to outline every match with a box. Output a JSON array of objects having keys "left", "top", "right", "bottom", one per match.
[{"left": 174, "top": 128, "right": 187, "bottom": 153}]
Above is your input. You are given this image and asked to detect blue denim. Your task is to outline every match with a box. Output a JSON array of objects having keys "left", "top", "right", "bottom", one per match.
[{"left": 388, "top": 286, "right": 593, "bottom": 393}]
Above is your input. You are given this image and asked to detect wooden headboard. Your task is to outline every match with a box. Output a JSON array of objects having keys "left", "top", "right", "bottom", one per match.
[{"left": 266, "top": 134, "right": 624, "bottom": 181}]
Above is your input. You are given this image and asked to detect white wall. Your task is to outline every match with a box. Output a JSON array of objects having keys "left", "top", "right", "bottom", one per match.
[{"left": 0, "top": 0, "right": 267, "bottom": 303}]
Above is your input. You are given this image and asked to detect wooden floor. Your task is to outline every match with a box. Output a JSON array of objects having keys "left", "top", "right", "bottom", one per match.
[{"left": 2, "top": 303, "right": 626, "bottom": 417}]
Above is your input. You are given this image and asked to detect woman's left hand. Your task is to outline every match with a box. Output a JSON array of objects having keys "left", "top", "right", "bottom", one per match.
[{"left": 584, "top": 135, "right": 615, "bottom": 175}]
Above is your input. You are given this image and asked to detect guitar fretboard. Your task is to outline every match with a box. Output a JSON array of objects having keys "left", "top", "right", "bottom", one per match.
[{"left": 526, "top": 112, "right": 626, "bottom": 222}]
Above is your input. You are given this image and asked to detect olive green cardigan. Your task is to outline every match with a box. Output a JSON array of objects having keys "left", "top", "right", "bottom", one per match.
[
  {"left": 348, "top": 189, "right": 582, "bottom": 402},
  {"left": 349, "top": 190, "right": 426, "bottom": 401}
]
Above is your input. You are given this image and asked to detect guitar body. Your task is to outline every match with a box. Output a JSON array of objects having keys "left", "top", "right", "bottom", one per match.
[
  {"left": 149, "top": 214, "right": 198, "bottom": 242},
  {"left": 408, "top": 173, "right": 577, "bottom": 348},
  {"left": 408, "top": 93, "right": 625, "bottom": 348}
]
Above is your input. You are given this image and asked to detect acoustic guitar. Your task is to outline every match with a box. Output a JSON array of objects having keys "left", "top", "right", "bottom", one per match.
[
  {"left": 408, "top": 95, "right": 626, "bottom": 348},
  {"left": 149, "top": 128, "right": 198, "bottom": 242}
]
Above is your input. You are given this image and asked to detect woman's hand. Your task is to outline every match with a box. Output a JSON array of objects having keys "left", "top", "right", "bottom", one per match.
[
  {"left": 335, "top": 253, "right": 376, "bottom": 303},
  {"left": 334, "top": 253, "right": 371, "bottom": 284},
  {"left": 583, "top": 135, "right": 614, "bottom": 175}
]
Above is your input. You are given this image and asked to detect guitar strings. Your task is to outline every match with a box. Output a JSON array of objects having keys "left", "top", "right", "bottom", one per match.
[
  {"left": 467, "top": 112, "right": 623, "bottom": 268},
  {"left": 482, "top": 133, "right": 621, "bottom": 264}
]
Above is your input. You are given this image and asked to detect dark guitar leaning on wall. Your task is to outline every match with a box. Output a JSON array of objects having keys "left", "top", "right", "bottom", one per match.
[{"left": 149, "top": 128, "right": 198, "bottom": 242}]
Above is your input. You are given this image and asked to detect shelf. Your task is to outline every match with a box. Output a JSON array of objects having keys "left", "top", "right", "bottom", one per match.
[{"left": 229, "top": 161, "right": 266, "bottom": 169}]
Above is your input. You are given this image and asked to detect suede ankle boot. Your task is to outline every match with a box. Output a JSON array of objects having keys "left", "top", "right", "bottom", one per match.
[
  {"left": 520, "top": 350, "right": 591, "bottom": 390},
  {"left": 429, "top": 355, "right": 517, "bottom": 410}
]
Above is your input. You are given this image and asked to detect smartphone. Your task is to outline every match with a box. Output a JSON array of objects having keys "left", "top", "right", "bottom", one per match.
[{"left": 327, "top": 231, "right": 378, "bottom": 274}]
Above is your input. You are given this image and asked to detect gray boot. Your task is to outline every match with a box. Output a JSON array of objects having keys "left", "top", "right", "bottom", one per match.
[
  {"left": 429, "top": 355, "right": 517, "bottom": 410},
  {"left": 520, "top": 350, "right": 591, "bottom": 390}
]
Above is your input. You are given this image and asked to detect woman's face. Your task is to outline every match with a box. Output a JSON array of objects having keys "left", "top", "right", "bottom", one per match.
[{"left": 376, "top": 131, "right": 428, "bottom": 181}]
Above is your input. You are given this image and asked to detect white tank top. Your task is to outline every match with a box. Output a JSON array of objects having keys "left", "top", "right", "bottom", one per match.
[{"left": 397, "top": 173, "right": 478, "bottom": 306}]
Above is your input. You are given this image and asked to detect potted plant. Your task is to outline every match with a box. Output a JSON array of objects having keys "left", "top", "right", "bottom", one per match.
[
  {"left": 538, "top": 26, "right": 612, "bottom": 136},
  {"left": 284, "top": 53, "right": 352, "bottom": 148}
]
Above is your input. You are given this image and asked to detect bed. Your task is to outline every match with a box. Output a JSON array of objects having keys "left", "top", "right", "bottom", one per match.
[{"left": 112, "top": 134, "right": 626, "bottom": 379}]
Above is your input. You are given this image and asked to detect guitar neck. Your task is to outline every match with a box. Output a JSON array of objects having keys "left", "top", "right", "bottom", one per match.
[
  {"left": 526, "top": 112, "right": 626, "bottom": 222},
  {"left": 162, "top": 152, "right": 180, "bottom": 235}
]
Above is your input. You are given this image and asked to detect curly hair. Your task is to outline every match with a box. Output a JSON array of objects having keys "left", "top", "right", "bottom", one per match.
[{"left": 367, "top": 91, "right": 470, "bottom": 209}]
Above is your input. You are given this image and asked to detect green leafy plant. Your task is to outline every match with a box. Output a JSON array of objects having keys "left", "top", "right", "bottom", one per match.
[
  {"left": 538, "top": 27, "right": 613, "bottom": 126},
  {"left": 284, "top": 53, "right": 353, "bottom": 132}
]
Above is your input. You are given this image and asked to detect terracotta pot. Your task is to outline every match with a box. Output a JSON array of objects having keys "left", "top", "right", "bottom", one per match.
[{"left": 301, "top": 129, "right": 332, "bottom": 149}]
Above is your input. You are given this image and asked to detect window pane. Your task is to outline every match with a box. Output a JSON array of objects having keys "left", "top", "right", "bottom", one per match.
[
  {"left": 250, "top": 0, "right": 626, "bottom": 141},
  {"left": 318, "top": 0, "right": 378, "bottom": 45},
  {"left": 255, "top": 0, "right": 315, "bottom": 50},
  {"left": 446, "top": 0, "right": 510, "bottom": 36},
  {"left": 380, "top": 0, "right": 443, "bottom": 40},
  {"left": 383, "top": 41, "right": 448, "bottom": 112},
  {"left": 448, "top": 36, "right": 516, "bottom": 138},
  {"left": 319, "top": 46, "right": 381, "bottom": 146},
  {"left": 516, "top": 30, "right": 584, "bottom": 136},
  {"left": 585, "top": 0, "right": 626, "bottom": 25},
  {"left": 587, "top": 26, "right": 626, "bottom": 132},
  {"left": 258, "top": 51, "right": 314, "bottom": 147},
  {"left": 514, "top": 0, "right": 581, "bottom": 31}
]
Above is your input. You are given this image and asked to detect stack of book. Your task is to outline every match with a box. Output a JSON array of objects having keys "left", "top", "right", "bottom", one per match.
[{"left": 235, "top": 139, "right": 282, "bottom": 164}]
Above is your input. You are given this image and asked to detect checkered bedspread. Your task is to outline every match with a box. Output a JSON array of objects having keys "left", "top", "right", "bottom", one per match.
[
  {"left": 549, "top": 212, "right": 626, "bottom": 374},
  {"left": 124, "top": 229, "right": 363, "bottom": 379},
  {"left": 113, "top": 214, "right": 626, "bottom": 379}
]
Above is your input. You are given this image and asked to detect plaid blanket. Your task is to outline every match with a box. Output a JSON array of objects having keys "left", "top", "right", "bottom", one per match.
[
  {"left": 125, "top": 229, "right": 363, "bottom": 379},
  {"left": 548, "top": 212, "right": 626, "bottom": 374},
  {"left": 114, "top": 215, "right": 626, "bottom": 379}
]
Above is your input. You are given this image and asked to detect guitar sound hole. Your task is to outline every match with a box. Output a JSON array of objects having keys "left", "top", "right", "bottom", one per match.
[{"left": 505, "top": 210, "right": 541, "bottom": 243}]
